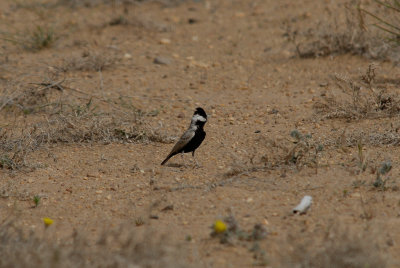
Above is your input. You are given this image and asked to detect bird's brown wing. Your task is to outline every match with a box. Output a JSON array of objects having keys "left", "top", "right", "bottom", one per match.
[
  {"left": 161, "top": 128, "right": 196, "bottom": 165},
  {"left": 169, "top": 129, "right": 195, "bottom": 155}
]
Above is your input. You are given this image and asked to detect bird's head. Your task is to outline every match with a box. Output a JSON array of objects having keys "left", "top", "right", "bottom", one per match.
[{"left": 191, "top": 107, "right": 207, "bottom": 126}]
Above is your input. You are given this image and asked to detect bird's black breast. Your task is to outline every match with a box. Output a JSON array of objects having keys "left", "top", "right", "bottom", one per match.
[{"left": 182, "top": 128, "right": 206, "bottom": 153}]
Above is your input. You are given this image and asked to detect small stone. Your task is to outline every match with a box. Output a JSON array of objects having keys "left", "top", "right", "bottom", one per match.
[
  {"left": 161, "top": 205, "right": 174, "bottom": 212},
  {"left": 124, "top": 53, "right": 132, "bottom": 59},
  {"left": 154, "top": 56, "right": 172, "bottom": 65},
  {"left": 319, "top": 82, "right": 328, "bottom": 87},
  {"left": 96, "top": 190, "right": 103, "bottom": 194},
  {"left": 159, "top": 38, "right": 171, "bottom": 45}
]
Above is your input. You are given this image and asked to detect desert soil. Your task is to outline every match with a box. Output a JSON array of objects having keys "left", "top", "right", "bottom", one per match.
[{"left": 1, "top": 0, "right": 400, "bottom": 267}]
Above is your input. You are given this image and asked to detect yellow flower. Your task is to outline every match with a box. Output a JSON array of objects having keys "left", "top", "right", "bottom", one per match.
[
  {"left": 213, "top": 220, "right": 227, "bottom": 233},
  {"left": 43, "top": 217, "right": 54, "bottom": 227}
]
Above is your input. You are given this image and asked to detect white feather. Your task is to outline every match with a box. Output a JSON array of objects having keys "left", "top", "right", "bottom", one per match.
[{"left": 191, "top": 114, "right": 207, "bottom": 123}]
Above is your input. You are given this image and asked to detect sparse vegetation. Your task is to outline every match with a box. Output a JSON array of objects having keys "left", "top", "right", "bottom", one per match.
[
  {"left": 0, "top": 219, "right": 193, "bottom": 268},
  {"left": 285, "top": 3, "right": 400, "bottom": 62},
  {"left": 360, "top": 0, "right": 400, "bottom": 44},
  {"left": 314, "top": 64, "right": 400, "bottom": 120},
  {"left": 0, "top": 25, "right": 57, "bottom": 51},
  {"left": 0, "top": 69, "right": 170, "bottom": 170},
  {"left": 59, "top": 51, "right": 118, "bottom": 72},
  {"left": 286, "top": 130, "right": 323, "bottom": 170},
  {"left": 1, "top": 0, "right": 400, "bottom": 267},
  {"left": 210, "top": 215, "right": 269, "bottom": 265},
  {"left": 135, "top": 217, "right": 145, "bottom": 226},
  {"left": 210, "top": 215, "right": 267, "bottom": 244},
  {"left": 372, "top": 160, "right": 392, "bottom": 190},
  {"left": 284, "top": 223, "right": 388, "bottom": 268},
  {"left": 33, "top": 195, "right": 41, "bottom": 207},
  {"left": 29, "top": 25, "right": 57, "bottom": 50}
]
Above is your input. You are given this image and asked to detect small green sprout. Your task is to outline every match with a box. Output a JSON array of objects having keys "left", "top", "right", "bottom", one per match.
[{"left": 33, "top": 195, "right": 41, "bottom": 208}]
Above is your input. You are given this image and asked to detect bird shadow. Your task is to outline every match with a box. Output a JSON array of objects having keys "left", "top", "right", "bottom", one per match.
[
  {"left": 164, "top": 163, "right": 186, "bottom": 168},
  {"left": 163, "top": 163, "right": 200, "bottom": 169}
]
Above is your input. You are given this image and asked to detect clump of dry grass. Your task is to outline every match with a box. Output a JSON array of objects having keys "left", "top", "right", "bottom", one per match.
[
  {"left": 314, "top": 64, "right": 400, "bottom": 120},
  {"left": 218, "top": 130, "right": 324, "bottom": 184},
  {"left": 59, "top": 51, "right": 118, "bottom": 72},
  {"left": 285, "top": 4, "right": 400, "bottom": 62},
  {"left": 246, "top": 130, "right": 323, "bottom": 171},
  {"left": 283, "top": 223, "right": 388, "bottom": 268},
  {"left": 0, "top": 219, "right": 194, "bottom": 268},
  {"left": 0, "top": 71, "right": 169, "bottom": 170},
  {"left": 0, "top": 108, "right": 167, "bottom": 170},
  {"left": 0, "top": 68, "right": 72, "bottom": 115},
  {"left": 0, "top": 25, "right": 58, "bottom": 51}
]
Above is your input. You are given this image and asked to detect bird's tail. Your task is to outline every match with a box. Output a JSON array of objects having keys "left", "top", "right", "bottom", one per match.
[{"left": 161, "top": 154, "right": 173, "bottom": 165}]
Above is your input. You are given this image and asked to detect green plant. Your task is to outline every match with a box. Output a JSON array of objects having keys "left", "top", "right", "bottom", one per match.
[
  {"left": 135, "top": 217, "right": 144, "bottom": 226},
  {"left": 33, "top": 195, "right": 41, "bottom": 207},
  {"left": 30, "top": 26, "right": 56, "bottom": 50},
  {"left": 373, "top": 161, "right": 392, "bottom": 190},
  {"left": 0, "top": 25, "right": 57, "bottom": 51}
]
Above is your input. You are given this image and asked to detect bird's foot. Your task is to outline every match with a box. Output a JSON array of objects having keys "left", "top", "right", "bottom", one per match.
[{"left": 193, "top": 158, "right": 201, "bottom": 168}]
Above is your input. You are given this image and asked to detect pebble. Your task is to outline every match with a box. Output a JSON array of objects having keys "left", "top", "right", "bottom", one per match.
[
  {"left": 96, "top": 190, "right": 103, "bottom": 194},
  {"left": 159, "top": 38, "right": 171, "bottom": 44},
  {"left": 154, "top": 56, "right": 172, "bottom": 65}
]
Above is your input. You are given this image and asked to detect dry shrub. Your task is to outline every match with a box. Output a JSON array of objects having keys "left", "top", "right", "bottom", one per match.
[
  {"left": 0, "top": 219, "right": 194, "bottom": 268},
  {"left": 0, "top": 108, "right": 168, "bottom": 170},
  {"left": 0, "top": 70, "right": 68, "bottom": 115},
  {"left": 222, "top": 130, "right": 324, "bottom": 178},
  {"left": 283, "top": 222, "right": 388, "bottom": 268},
  {"left": 339, "top": 130, "right": 400, "bottom": 147},
  {"left": 314, "top": 64, "right": 400, "bottom": 120},
  {"left": 261, "top": 131, "right": 323, "bottom": 170},
  {"left": 286, "top": 3, "right": 400, "bottom": 63},
  {"left": 0, "top": 71, "right": 169, "bottom": 170},
  {"left": 59, "top": 51, "right": 117, "bottom": 72}
]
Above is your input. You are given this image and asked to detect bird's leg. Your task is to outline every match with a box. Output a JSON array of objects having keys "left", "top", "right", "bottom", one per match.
[
  {"left": 192, "top": 151, "right": 200, "bottom": 168},
  {"left": 181, "top": 152, "right": 186, "bottom": 167}
]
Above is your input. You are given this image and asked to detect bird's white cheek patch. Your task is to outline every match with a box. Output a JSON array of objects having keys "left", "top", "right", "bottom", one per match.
[{"left": 192, "top": 114, "right": 207, "bottom": 122}]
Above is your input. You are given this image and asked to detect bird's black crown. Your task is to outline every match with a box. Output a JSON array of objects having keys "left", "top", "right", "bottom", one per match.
[{"left": 194, "top": 107, "right": 207, "bottom": 119}]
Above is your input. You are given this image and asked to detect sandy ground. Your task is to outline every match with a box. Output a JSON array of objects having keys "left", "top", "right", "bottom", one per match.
[{"left": 1, "top": 0, "right": 400, "bottom": 267}]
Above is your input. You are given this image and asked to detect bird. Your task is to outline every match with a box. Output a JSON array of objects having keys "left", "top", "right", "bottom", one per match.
[{"left": 161, "top": 107, "right": 207, "bottom": 166}]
